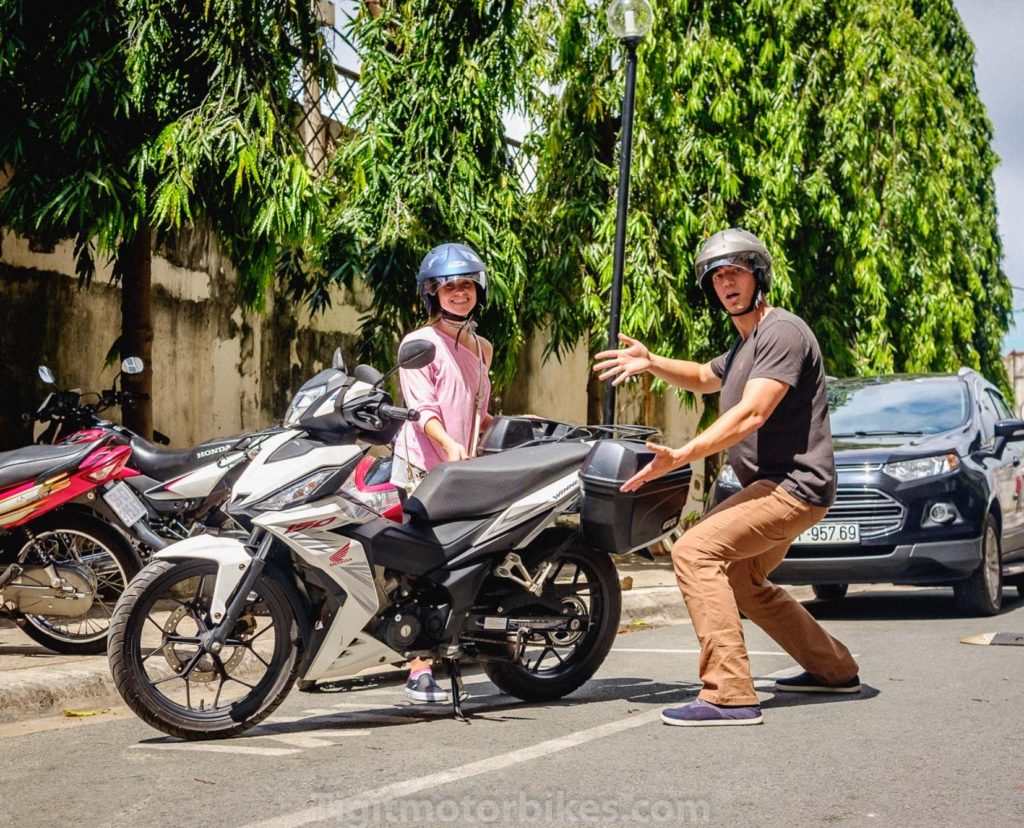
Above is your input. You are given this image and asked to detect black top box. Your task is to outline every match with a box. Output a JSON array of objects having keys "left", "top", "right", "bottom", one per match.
[{"left": 580, "top": 439, "right": 692, "bottom": 554}]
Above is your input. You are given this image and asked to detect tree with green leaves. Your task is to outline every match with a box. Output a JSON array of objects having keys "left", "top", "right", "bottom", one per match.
[
  {"left": 524, "top": 0, "right": 1010, "bottom": 400},
  {"left": 315, "top": 0, "right": 532, "bottom": 390},
  {"left": 0, "top": 0, "right": 334, "bottom": 436}
]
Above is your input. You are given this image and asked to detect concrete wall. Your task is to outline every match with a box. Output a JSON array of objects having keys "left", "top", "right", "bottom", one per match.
[{"left": 0, "top": 227, "right": 707, "bottom": 512}]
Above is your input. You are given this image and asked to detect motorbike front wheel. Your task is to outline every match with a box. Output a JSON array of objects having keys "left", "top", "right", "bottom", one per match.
[
  {"left": 108, "top": 559, "right": 300, "bottom": 740},
  {"left": 482, "top": 543, "right": 621, "bottom": 703}
]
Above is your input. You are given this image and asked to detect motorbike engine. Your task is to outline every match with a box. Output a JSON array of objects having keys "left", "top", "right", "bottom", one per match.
[{"left": 377, "top": 610, "right": 422, "bottom": 651}]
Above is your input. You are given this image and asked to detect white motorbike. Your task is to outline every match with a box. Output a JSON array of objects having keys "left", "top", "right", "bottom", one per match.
[{"left": 108, "top": 341, "right": 691, "bottom": 739}]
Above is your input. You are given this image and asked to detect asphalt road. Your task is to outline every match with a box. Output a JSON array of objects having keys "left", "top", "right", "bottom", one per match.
[{"left": 2, "top": 587, "right": 1023, "bottom": 827}]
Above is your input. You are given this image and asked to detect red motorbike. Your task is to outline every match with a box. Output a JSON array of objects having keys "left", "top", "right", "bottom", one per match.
[{"left": 0, "top": 436, "right": 145, "bottom": 654}]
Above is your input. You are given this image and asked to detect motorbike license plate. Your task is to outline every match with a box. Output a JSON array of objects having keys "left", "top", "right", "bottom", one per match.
[
  {"left": 103, "top": 481, "right": 148, "bottom": 527},
  {"left": 795, "top": 522, "right": 860, "bottom": 545}
]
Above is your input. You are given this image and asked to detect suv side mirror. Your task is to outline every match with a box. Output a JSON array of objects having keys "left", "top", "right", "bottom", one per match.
[
  {"left": 987, "top": 418, "right": 1024, "bottom": 459},
  {"left": 993, "top": 419, "right": 1024, "bottom": 440}
]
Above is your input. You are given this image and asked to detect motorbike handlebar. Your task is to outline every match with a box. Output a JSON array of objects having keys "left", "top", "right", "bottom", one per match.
[{"left": 376, "top": 403, "right": 419, "bottom": 422}]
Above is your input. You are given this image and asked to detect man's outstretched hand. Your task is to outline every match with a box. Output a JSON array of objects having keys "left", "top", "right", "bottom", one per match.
[{"left": 593, "top": 333, "right": 652, "bottom": 387}]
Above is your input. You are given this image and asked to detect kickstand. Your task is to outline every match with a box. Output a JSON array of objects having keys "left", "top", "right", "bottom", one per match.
[{"left": 446, "top": 658, "right": 468, "bottom": 722}]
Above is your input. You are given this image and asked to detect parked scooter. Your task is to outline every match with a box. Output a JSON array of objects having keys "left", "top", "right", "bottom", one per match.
[
  {"left": 27, "top": 359, "right": 277, "bottom": 544},
  {"left": 108, "top": 341, "right": 691, "bottom": 738},
  {"left": 0, "top": 436, "right": 145, "bottom": 653}
]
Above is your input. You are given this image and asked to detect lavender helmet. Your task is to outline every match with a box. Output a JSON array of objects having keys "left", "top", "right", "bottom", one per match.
[{"left": 416, "top": 242, "right": 488, "bottom": 316}]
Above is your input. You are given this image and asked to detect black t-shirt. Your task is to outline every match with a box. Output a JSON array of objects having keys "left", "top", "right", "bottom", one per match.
[{"left": 709, "top": 308, "right": 836, "bottom": 507}]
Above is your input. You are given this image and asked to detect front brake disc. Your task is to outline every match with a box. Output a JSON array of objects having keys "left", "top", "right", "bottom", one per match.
[{"left": 162, "top": 605, "right": 247, "bottom": 681}]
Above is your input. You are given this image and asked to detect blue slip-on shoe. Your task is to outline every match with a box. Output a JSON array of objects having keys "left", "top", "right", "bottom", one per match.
[
  {"left": 404, "top": 672, "right": 451, "bottom": 704},
  {"left": 773, "top": 671, "right": 860, "bottom": 694},
  {"left": 661, "top": 698, "right": 763, "bottom": 727}
]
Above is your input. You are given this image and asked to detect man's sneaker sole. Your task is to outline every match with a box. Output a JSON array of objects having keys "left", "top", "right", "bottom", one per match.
[
  {"left": 661, "top": 712, "right": 763, "bottom": 727},
  {"left": 773, "top": 673, "right": 861, "bottom": 694}
]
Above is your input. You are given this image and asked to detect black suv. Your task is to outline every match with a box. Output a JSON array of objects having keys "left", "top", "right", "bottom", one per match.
[{"left": 712, "top": 369, "right": 1024, "bottom": 615}]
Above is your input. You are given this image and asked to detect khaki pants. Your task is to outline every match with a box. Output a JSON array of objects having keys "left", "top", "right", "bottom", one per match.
[{"left": 672, "top": 479, "right": 859, "bottom": 706}]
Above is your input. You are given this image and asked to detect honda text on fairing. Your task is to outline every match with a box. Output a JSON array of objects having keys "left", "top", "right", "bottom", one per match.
[
  {"left": 29, "top": 358, "right": 279, "bottom": 546},
  {"left": 107, "top": 341, "right": 692, "bottom": 739},
  {"left": 0, "top": 435, "right": 145, "bottom": 653}
]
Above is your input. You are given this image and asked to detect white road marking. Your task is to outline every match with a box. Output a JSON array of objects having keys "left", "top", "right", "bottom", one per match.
[
  {"left": 131, "top": 742, "right": 300, "bottom": 757},
  {"left": 244, "top": 708, "right": 666, "bottom": 828},
  {"left": 255, "top": 731, "right": 371, "bottom": 749}
]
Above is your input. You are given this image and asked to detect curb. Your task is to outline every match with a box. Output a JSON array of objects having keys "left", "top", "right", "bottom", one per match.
[
  {"left": 620, "top": 586, "right": 691, "bottom": 627},
  {"left": 0, "top": 661, "right": 116, "bottom": 723}
]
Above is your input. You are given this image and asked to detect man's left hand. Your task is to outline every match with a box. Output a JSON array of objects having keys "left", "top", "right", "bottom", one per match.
[{"left": 621, "top": 443, "right": 684, "bottom": 492}]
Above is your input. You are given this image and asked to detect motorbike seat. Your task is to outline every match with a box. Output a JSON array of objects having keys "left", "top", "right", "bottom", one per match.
[
  {"left": 404, "top": 442, "right": 592, "bottom": 524},
  {"left": 0, "top": 441, "right": 102, "bottom": 490},
  {"left": 128, "top": 437, "right": 199, "bottom": 481}
]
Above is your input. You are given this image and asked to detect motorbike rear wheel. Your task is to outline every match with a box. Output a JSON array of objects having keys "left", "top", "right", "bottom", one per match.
[
  {"left": 14, "top": 512, "right": 142, "bottom": 655},
  {"left": 108, "top": 559, "right": 300, "bottom": 740},
  {"left": 482, "top": 543, "right": 621, "bottom": 703}
]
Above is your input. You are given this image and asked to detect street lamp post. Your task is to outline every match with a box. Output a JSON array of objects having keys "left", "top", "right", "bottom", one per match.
[{"left": 602, "top": 0, "right": 653, "bottom": 426}]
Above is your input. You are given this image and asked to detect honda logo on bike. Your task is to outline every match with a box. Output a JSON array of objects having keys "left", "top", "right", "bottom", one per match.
[
  {"left": 329, "top": 543, "right": 352, "bottom": 566},
  {"left": 196, "top": 445, "right": 231, "bottom": 459}
]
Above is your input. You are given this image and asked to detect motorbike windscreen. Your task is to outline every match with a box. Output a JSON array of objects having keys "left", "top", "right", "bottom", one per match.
[{"left": 828, "top": 378, "right": 969, "bottom": 436}]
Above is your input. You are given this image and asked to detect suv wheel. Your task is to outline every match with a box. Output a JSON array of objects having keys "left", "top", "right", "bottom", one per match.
[
  {"left": 954, "top": 516, "right": 1002, "bottom": 616},
  {"left": 812, "top": 584, "right": 848, "bottom": 601}
]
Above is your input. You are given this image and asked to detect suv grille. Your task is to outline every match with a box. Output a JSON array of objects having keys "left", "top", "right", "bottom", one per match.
[{"left": 821, "top": 487, "right": 905, "bottom": 538}]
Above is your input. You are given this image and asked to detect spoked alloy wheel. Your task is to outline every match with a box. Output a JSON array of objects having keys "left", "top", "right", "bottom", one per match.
[
  {"left": 15, "top": 513, "right": 141, "bottom": 654},
  {"left": 482, "top": 544, "right": 621, "bottom": 702},
  {"left": 108, "top": 559, "right": 300, "bottom": 740}
]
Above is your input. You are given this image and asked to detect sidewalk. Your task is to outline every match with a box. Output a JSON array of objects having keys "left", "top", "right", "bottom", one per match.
[{"left": 0, "top": 552, "right": 816, "bottom": 723}]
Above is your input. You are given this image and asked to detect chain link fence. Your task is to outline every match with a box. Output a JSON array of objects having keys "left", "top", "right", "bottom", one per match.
[{"left": 292, "top": 30, "right": 537, "bottom": 190}]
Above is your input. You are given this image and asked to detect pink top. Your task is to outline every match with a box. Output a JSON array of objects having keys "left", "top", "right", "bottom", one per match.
[{"left": 393, "top": 326, "right": 492, "bottom": 472}]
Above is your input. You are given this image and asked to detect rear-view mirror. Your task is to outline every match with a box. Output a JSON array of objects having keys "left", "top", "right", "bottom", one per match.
[
  {"left": 121, "top": 356, "right": 144, "bottom": 375},
  {"left": 38, "top": 365, "right": 55, "bottom": 385},
  {"left": 331, "top": 347, "right": 346, "bottom": 372},
  {"left": 993, "top": 419, "right": 1024, "bottom": 440},
  {"left": 354, "top": 364, "right": 383, "bottom": 385},
  {"left": 397, "top": 339, "right": 435, "bottom": 371}
]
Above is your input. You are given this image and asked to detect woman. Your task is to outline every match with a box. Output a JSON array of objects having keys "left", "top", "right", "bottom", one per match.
[{"left": 391, "top": 241, "right": 493, "bottom": 703}]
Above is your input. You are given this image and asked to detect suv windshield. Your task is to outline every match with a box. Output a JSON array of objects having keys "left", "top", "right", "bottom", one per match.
[{"left": 829, "top": 378, "right": 969, "bottom": 436}]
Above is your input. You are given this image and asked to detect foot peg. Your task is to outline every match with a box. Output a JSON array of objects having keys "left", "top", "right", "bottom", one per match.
[{"left": 0, "top": 564, "right": 23, "bottom": 592}]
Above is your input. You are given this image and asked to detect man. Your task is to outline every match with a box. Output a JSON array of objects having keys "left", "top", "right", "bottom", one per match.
[{"left": 593, "top": 228, "right": 860, "bottom": 727}]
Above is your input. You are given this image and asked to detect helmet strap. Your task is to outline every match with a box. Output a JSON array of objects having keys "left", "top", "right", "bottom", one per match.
[{"left": 437, "top": 309, "right": 476, "bottom": 350}]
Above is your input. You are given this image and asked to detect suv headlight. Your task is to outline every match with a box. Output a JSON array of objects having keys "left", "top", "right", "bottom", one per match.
[
  {"left": 718, "top": 464, "right": 741, "bottom": 488},
  {"left": 284, "top": 384, "right": 327, "bottom": 426},
  {"left": 883, "top": 453, "right": 960, "bottom": 483},
  {"left": 256, "top": 468, "right": 341, "bottom": 511}
]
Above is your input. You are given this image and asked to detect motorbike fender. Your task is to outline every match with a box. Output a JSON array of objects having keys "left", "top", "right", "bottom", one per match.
[
  {"left": 152, "top": 535, "right": 251, "bottom": 621},
  {"left": 262, "top": 561, "right": 314, "bottom": 658}
]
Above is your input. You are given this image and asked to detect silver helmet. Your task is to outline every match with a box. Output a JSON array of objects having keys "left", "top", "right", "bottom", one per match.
[{"left": 694, "top": 228, "right": 773, "bottom": 312}]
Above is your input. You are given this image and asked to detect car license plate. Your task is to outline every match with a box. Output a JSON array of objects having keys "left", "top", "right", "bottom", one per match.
[
  {"left": 103, "top": 481, "right": 148, "bottom": 527},
  {"left": 795, "top": 522, "right": 860, "bottom": 545}
]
